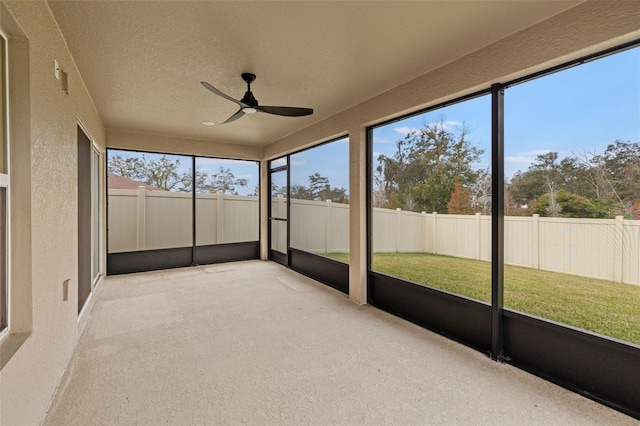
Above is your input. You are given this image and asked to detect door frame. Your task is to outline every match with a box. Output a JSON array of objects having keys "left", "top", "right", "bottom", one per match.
[{"left": 268, "top": 157, "right": 289, "bottom": 266}]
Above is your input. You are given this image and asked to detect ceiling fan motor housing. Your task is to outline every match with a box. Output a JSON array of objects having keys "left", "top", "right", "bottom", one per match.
[
  {"left": 241, "top": 73, "right": 256, "bottom": 84},
  {"left": 241, "top": 91, "right": 258, "bottom": 107},
  {"left": 241, "top": 73, "right": 259, "bottom": 106}
]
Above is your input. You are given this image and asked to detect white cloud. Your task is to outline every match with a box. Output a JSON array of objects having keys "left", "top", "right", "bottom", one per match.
[
  {"left": 424, "top": 120, "right": 463, "bottom": 131},
  {"left": 394, "top": 126, "right": 419, "bottom": 135},
  {"left": 395, "top": 120, "right": 463, "bottom": 135},
  {"left": 505, "top": 156, "right": 535, "bottom": 163},
  {"left": 290, "top": 160, "right": 306, "bottom": 166},
  {"left": 505, "top": 149, "right": 553, "bottom": 164},
  {"left": 442, "top": 120, "right": 463, "bottom": 129},
  {"left": 372, "top": 152, "right": 381, "bottom": 158},
  {"left": 373, "top": 136, "right": 390, "bottom": 144}
]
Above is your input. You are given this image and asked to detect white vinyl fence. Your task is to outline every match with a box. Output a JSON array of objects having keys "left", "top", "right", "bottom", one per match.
[
  {"left": 372, "top": 210, "right": 639, "bottom": 286},
  {"left": 108, "top": 189, "right": 259, "bottom": 252},
  {"left": 109, "top": 188, "right": 640, "bottom": 285},
  {"left": 289, "top": 198, "right": 350, "bottom": 254}
]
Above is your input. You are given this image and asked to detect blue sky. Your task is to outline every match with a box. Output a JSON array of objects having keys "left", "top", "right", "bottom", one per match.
[
  {"left": 292, "top": 46, "right": 638, "bottom": 193},
  {"left": 371, "top": 45, "right": 639, "bottom": 180},
  {"left": 289, "top": 137, "right": 350, "bottom": 190}
]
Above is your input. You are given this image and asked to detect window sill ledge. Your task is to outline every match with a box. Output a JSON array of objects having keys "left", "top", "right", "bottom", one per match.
[{"left": 0, "top": 332, "right": 30, "bottom": 370}]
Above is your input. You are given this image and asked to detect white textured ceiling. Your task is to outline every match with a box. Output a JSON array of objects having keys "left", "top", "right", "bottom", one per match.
[{"left": 48, "top": 1, "right": 581, "bottom": 147}]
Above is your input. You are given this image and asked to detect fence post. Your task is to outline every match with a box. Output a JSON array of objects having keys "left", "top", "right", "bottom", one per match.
[
  {"left": 615, "top": 216, "right": 624, "bottom": 283},
  {"left": 422, "top": 211, "right": 427, "bottom": 253},
  {"left": 136, "top": 186, "right": 146, "bottom": 250},
  {"left": 325, "top": 200, "right": 332, "bottom": 254},
  {"left": 475, "top": 213, "right": 482, "bottom": 260},
  {"left": 532, "top": 214, "right": 540, "bottom": 269},
  {"left": 216, "top": 191, "right": 224, "bottom": 244},
  {"left": 396, "top": 208, "right": 402, "bottom": 253},
  {"left": 432, "top": 212, "right": 438, "bottom": 254}
]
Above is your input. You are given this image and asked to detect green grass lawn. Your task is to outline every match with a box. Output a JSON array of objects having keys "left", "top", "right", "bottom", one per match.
[{"left": 325, "top": 252, "right": 640, "bottom": 345}]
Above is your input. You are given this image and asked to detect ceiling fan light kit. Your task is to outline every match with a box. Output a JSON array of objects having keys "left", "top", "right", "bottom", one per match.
[{"left": 201, "top": 73, "right": 313, "bottom": 124}]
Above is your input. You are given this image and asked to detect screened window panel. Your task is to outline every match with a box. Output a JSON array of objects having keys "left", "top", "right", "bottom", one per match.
[
  {"left": 371, "top": 95, "right": 492, "bottom": 303},
  {"left": 289, "top": 138, "right": 349, "bottom": 263},
  {"left": 504, "top": 46, "right": 640, "bottom": 345},
  {"left": 107, "top": 150, "right": 192, "bottom": 252},
  {"left": 195, "top": 157, "right": 259, "bottom": 246}
]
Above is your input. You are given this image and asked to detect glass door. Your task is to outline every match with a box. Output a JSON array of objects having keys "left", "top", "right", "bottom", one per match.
[{"left": 269, "top": 157, "right": 288, "bottom": 265}]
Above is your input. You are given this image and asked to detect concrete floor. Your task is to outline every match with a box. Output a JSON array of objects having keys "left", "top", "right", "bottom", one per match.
[{"left": 44, "top": 260, "right": 636, "bottom": 425}]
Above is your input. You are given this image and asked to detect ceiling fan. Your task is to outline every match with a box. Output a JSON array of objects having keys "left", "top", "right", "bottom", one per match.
[{"left": 201, "top": 73, "right": 314, "bottom": 124}]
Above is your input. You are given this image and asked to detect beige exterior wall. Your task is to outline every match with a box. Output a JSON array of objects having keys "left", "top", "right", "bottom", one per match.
[
  {"left": 0, "top": 0, "right": 638, "bottom": 424},
  {"left": 0, "top": 1, "right": 106, "bottom": 425},
  {"left": 107, "top": 129, "right": 262, "bottom": 160}
]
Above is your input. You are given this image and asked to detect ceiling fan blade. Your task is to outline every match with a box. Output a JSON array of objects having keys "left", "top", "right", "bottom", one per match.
[
  {"left": 222, "top": 108, "right": 245, "bottom": 124},
  {"left": 201, "top": 81, "right": 245, "bottom": 107},
  {"left": 256, "top": 105, "right": 313, "bottom": 117}
]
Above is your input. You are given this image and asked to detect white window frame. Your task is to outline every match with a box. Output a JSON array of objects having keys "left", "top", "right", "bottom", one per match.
[
  {"left": 0, "top": 29, "right": 11, "bottom": 340},
  {"left": 91, "top": 142, "right": 103, "bottom": 287},
  {"left": 77, "top": 119, "right": 103, "bottom": 323}
]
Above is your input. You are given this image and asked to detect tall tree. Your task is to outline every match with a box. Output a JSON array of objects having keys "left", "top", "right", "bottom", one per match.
[
  {"left": 308, "top": 172, "right": 330, "bottom": 199},
  {"left": 509, "top": 141, "right": 639, "bottom": 218},
  {"left": 202, "top": 167, "right": 248, "bottom": 194},
  {"left": 180, "top": 169, "right": 210, "bottom": 193},
  {"left": 377, "top": 120, "right": 483, "bottom": 212},
  {"left": 371, "top": 166, "right": 388, "bottom": 208},
  {"left": 270, "top": 181, "right": 287, "bottom": 198},
  {"left": 109, "top": 154, "right": 188, "bottom": 191},
  {"left": 447, "top": 182, "right": 473, "bottom": 214},
  {"left": 181, "top": 167, "right": 249, "bottom": 194},
  {"left": 601, "top": 140, "right": 640, "bottom": 217},
  {"left": 290, "top": 184, "right": 311, "bottom": 200},
  {"left": 291, "top": 173, "right": 348, "bottom": 203},
  {"left": 109, "top": 156, "right": 248, "bottom": 194},
  {"left": 509, "top": 152, "right": 563, "bottom": 205},
  {"left": 469, "top": 168, "right": 491, "bottom": 214},
  {"left": 108, "top": 154, "right": 146, "bottom": 183}
]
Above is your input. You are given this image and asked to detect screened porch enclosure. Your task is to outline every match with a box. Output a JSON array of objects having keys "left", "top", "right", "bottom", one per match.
[{"left": 102, "top": 41, "right": 640, "bottom": 421}]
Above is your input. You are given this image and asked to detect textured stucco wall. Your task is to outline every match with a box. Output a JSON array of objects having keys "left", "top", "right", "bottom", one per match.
[{"left": 0, "top": 1, "right": 106, "bottom": 425}]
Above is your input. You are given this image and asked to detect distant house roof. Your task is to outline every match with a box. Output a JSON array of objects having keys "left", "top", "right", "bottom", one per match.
[{"left": 107, "top": 173, "right": 160, "bottom": 191}]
